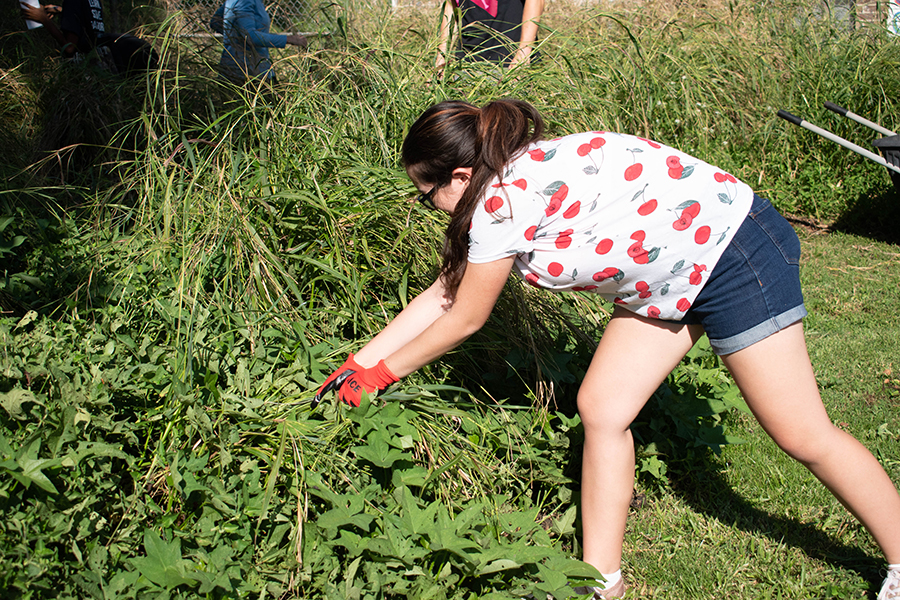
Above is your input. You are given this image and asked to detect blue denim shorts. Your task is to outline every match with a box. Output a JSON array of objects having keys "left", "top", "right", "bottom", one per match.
[{"left": 677, "top": 194, "right": 807, "bottom": 355}]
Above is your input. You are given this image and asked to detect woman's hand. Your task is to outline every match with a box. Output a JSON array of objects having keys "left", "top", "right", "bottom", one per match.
[
  {"left": 312, "top": 355, "right": 400, "bottom": 407},
  {"left": 338, "top": 361, "right": 399, "bottom": 407},
  {"left": 313, "top": 354, "right": 364, "bottom": 407},
  {"left": 509, "top": 0, "right": 543, "bottom": 69},
  {"left": 20, "top": 2, "right": 51, "bottom": 26},
  {"left": 285, "top": 34, "right": 308, "bottom": 49}
]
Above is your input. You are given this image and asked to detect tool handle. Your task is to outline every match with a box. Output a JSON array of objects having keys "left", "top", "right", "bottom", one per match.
[
  {"left": 823, "top": 101, "right": 897, "bottom": 136},
  {"left": 777, "top": 109, "right": 900, "bottom": 176},
  {"left": 823, "top": 101, "right": 847, "bottom": 116},
  {"left": 777, "top": 110, "right": 802, "bottom": 126}
]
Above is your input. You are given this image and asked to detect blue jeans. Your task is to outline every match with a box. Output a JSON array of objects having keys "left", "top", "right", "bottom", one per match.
[{"left": 678, "top": 194, "right": 807, "bottom": 355}]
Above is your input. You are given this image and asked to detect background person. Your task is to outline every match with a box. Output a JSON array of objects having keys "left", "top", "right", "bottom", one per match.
[
  {"left": 20, "top": 0, "right": 106, "bottom": 61},
  {"left": 436, "top": 0, "right": 543, "bottom": 70},
  {"left": 210, "top": 0, "right": 307, "bottom": 84},
  {"left": 21, "top": 0, "right": 157, "bottom": 74},
  {"left": 315, "top": 98, "right": 900, "bottom": 600}
]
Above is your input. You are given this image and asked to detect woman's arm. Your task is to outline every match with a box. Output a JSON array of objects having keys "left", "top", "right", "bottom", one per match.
[
  {"left": 381, "top": 256, "right": 515, "bottom": 378},
  {"left": 435, "top": 0, "right": 455, "bottom": 70},
  {"left": 225, "top": 0, "right": 288, "bottom": 48},
  {"left": 353, "top": 277, "right": 454, "bottom": 367},
  {"left": 20, "top": 2, "right": 77, "bottom": 55},
  {"left": 509, "top": 0, "right": 543, "bottom": 68}
]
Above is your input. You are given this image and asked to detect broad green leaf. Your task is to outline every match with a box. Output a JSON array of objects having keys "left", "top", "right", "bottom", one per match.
[
  {"left": 130, "top": 529, "right": 199, "bottom": 589},
  {"left": 476, "top": 559, "right": 521, "bottom": 575},
  {"left": 352, "top": 429, "right": 407, "bottom": 468},
  {"left": 317, "top": 506, "right": 374, "bottom": 533},
  {"left": 550, "top": 505, "right": 577, "bottom": 536},
  {"left": 0, "top": 388, "right": 43, "bottom": 420},
  {"left": 17, "top": 457, "right": 60, "bottom": 493}
]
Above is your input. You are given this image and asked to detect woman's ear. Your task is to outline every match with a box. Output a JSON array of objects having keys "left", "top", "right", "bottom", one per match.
[{"left": 451, "top": 167, "right": 473, "bottom": 183}]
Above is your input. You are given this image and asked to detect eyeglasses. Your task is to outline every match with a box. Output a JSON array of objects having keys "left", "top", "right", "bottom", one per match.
[{"left": 416, "top": 186, "right": 438, "bottom": 211}]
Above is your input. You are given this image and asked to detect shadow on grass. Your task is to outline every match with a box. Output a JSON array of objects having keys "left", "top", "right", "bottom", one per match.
[
  {"left": 667, "top": 450, "right": 884, "bottom": 593},
  {"left": 830, "top": 181, "right": 900, "bottom": 245}
]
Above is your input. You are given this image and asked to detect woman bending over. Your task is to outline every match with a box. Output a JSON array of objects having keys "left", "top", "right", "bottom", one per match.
[{"left": 316, "top": 98, "right": 900, "bottom": 599}]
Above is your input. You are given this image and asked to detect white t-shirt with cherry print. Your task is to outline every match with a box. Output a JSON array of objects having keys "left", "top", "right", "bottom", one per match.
[{"left": 467, "top": 131, "right": 754, "bottom": 320}]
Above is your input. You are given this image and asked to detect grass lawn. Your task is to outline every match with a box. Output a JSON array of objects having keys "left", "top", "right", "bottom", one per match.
[{"left": 623, "top": 226, "right": 900, "bottom": 598}]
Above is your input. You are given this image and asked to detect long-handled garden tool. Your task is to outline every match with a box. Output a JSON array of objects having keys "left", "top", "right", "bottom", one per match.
[{"left": 777, "top": 102, "right": 900, "bottom": 192}]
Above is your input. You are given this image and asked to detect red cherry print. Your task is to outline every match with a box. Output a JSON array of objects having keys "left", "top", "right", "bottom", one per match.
[
  {"left": 673, "top": 216, "right": 692, "bottom": 231},
  {"left": 684, "top": 202, "right": 701, "bottom": 218},
  {"left": 563, "top": 201, "right": 581, "bottom": 219},
  {"left": 630, "top": 230, "right": 646, "bottom": 242},
  {"left": 551, "top": 184, "right": 569, "bottom": 203},
  {"left": 636, "top": 281, "right": 651, "bottom": 299},
  {"left": 624, "top": 163, "right": 643, "bottom": 181},
  {"left": 614, "top": 297, "right": 628, "bottom": 305},
  {"left": 525, "top": 273, "right": 541, "bottom": 287},
  {"left": 695, "top": 264, "right": 706, "bottom": 272},
  {"left": 525, "top": 225, "right": 538, "bottom": 241},
  {"left": 694, "top": 226, "right": 711, "bottom": 244},
  {"left": 592, "top": 267, "right": 620, "bottom": 282},
  {"left": 676, "top": 298, "right": 691, "bottom": 312},
  {"left": 668, "top": 166, "right": 684, "bottom": 179},
  {"left": 548, "top": 262, "right": 564, "bottom": 277},
  {"left": 638, "top": 137, "right": 662, "bottom": 149},
  {"left": 528, "top": 149, "right": 546, "bottom": 161},
  {"left": 647, "top": 306, "right": 661, "bottom": 319},
  {"left": 638, "top": 198, "right": 658, "bottom": 216},
  {"left": 583, "top": 285, "right": 597, "bottom": 291},
  {"left": 673, "top": 213, "right": 693, "bottom": 231},
  {"left": 689, "top": 271, "right": 702, "bottom": 285},
  {"left": 666, "top": 156, "right": 681, "bottom": 168},
  {"left": 555, "top": 229, "right": 574, "bottom": 249},
  {"left": 577, "top": 143, "right": 592, "bottom": 156},
  {"left": 545, "top": 198, "right": 563, "bottom": 217},
  {"left": 628, "top": 241, "right": 650, "bottom": 264},
  {"left": 591, "top": 137, "right": 606, "bottom": 149},
  {"left": 485, "top": 196, "right": 504, "bottom": 213},
  {"left": 595, "top": 238, "right": 613, "bottom": 254},
  {"left": 714, "top": 171, "right": 738, "bottom": 183},
  {"left": 512, "top": 179, "right": 527, "bottom": 190}
]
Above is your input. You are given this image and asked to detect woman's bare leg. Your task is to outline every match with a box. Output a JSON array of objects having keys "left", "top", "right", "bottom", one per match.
[
  {"left": 578, "top": 307, "right": 704, "bottom": 574},
  {"left": 722, "top": 322, "right": 900, "bottom": 562}
]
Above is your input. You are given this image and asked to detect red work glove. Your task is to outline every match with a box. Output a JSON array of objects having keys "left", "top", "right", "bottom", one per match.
[
  {"left": 338, "top": 360, "right": 399, "bottom": 407},
  {"left": 312, "top": 354, "right": 363, "bottom": 407}
]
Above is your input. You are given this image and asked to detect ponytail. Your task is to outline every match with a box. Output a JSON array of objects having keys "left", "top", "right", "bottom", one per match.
[{"left": 402, "top": 99, "right": 544, "bottom": 299}]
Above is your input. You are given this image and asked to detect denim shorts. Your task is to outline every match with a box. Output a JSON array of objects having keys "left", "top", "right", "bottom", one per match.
[{"left": 677, "top": 194, "right": 807, "bottom": 355}]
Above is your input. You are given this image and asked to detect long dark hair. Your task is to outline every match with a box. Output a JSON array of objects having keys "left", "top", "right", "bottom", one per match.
[{"left": 402, "top": 99, "right": 544, "bottom": 299}]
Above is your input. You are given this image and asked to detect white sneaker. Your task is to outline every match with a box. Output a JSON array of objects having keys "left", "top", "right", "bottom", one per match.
[
  {"left": 572, "top": 578, "right": 626, "bottom": 599},
  {"left": 879, "top": 568, "right": 900, "bottom": 600}
]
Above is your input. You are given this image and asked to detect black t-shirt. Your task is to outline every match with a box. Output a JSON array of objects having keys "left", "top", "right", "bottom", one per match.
[
  {"left": 59, "top": 0, "right": 106, "bottom": 53},
  {"left": 455, "top": 0, "right": 538, "bottom": 65}
]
